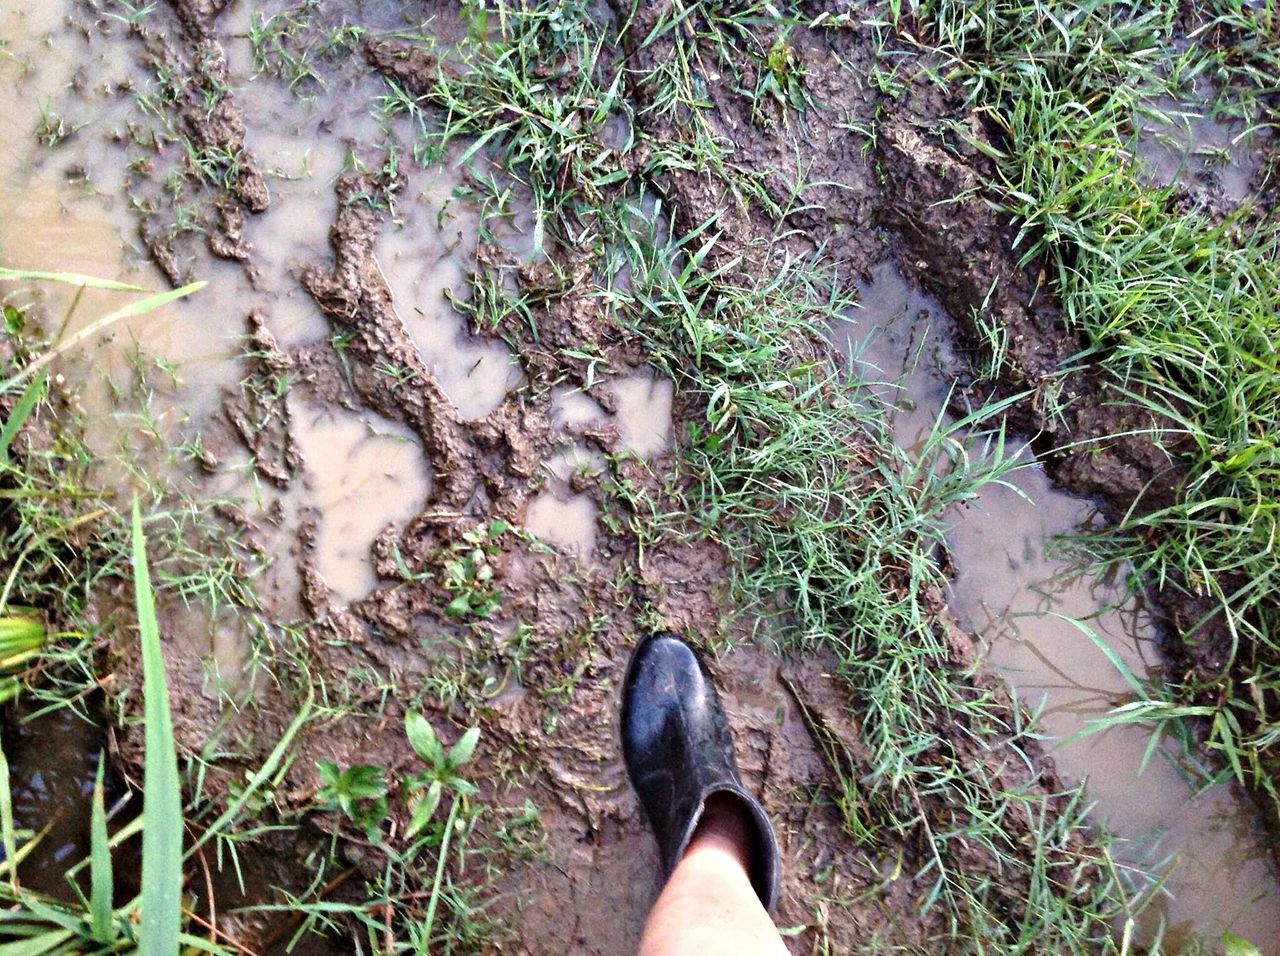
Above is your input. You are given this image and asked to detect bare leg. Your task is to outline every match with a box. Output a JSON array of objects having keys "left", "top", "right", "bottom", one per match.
[{"left": 638, "top": 795, "right": 788, "bottom": 956}]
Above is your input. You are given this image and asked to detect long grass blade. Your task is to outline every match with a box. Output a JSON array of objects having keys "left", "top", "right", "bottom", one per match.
[
  {"left": 1053, "top": 613, "right": 1147, "bottom": 697},
  {"left": 0, "top": 741, "right": 15, "bottom": 894},
  {"left": 0, "top": 927, "right": 76, "bottom": 956},
  {"left": 188, "top": 692, "right": 313, "bottom": 855},
  {"left": 0, "top": 374, "right": 46, "bottom": 468},
  {"left": 133, "top": 499, "right": 183, "bottom": 955},
  {"left": 89, "top": 756, "right": 112, "bottom": 943},
  {"left": 0, "top": 281, "right": 206, "bottom": 393},
  {"left": 0, "top": 268, "right": 148, "bottom": 292}
]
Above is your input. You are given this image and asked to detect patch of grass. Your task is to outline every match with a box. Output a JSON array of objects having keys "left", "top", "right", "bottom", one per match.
[
  {"left": 402, "top": 2, "right": 1141, "bottom": 948},
  {"left": 0, "top": 506, "right": 199, "bottom": 953},
  {"left": 373, "top": 1, "right": 636, "bottom": 259},
  {"left": 247, "top": 0, "right": 366, "bottom": 94},
  {"left": 35, "top": 103, "right": 77, "bottom": 148},
  {"left": 900, "top": 0, "right": 1280, "bottom": 831},
  {"left": 609, "top": 208, "right": 1132, "bottom": 949}
]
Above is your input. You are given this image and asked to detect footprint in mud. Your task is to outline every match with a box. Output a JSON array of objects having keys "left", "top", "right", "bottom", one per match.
[
  {"left": 291, "top": 399, "right": 431, "bottom": 604},
  {"left": 527, "top": 375, "right": 674, "bottom": 559},
  {"left": 376, "top": 167, "right": 524, "bottom": 420},
  {"left": 606, "top": 375, "right": 674, "bottom": 458}
]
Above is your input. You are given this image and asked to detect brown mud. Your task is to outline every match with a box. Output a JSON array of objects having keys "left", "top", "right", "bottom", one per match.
[{"left": 2, "top": 0, "right": 1278, "bottom": 953}]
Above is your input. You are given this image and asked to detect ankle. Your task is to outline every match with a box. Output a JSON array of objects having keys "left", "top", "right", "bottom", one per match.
[{"left": 686, "top": 792, "right": 754, "bottom": 873}]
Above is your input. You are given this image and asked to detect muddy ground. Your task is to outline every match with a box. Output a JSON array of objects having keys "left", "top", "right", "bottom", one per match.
[{"left": 7, "top": 0, "right": 1280, "bottom": 952}]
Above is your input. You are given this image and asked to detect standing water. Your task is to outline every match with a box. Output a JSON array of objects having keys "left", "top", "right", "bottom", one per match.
[{"left": 831, "top": 260, "right": 1280, "bottom": 953}]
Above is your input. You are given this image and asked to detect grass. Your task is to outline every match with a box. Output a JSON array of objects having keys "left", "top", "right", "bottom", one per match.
[
  {"left": 6, "top": 0, "right": 1277, "bottom": 951},
  {"left": 609, "top": 212, "right": 1133, "bottom": 949},
  {"left": 895, "top": 0, "right": 1280, "bottom": 832},
  {"left": 373, "top": 3, "right": 1142, "bottom": 949},
  {"left": 247, "top": 0, "right": 366, "bottom": 94},
  {"left": 0, "top": 272, "right": 257, "bottom": 951},
  {"left": 132, "top": 499, "right": 183, "bottom": 953},
  {"left": 0, "top": 503, "right": 184, "bottom": 954}
]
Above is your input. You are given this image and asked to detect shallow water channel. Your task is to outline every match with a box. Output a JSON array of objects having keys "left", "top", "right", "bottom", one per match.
[{"left": 831, "top": 261, "right": 1280, "bottom": 953}]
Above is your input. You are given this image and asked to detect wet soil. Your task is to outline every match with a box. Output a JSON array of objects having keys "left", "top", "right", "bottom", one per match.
[
  {"left": 830, "top": 264, "right": 1280, "bottom": 949},
  {"left": 3, "top": 0, "right": 1278, "bottom": 953}
]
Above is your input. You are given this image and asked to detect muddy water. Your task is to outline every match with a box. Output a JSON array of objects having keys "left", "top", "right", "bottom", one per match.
[
  {"left": 0, "top": 7, "right": 243, "bottom": 468},
  {"left": 526, "top": 376, "right": 674, "bottom": 558},
  {"left": 832, "top": 261, "right": 1280, "bottom": 953},
  {"left": 0, "top": 1, "right": 480, "bottom": 609},
  {"left": 1133, "top": 94, "right": 1269, "bottom": 205},
  {"left": 605, "top": 375, "right": 674, "bottom": 458},
  {"left": 291, "top": 400, "right": 431, "bottom": 602},
  {"left": 375, "top": 164, "right": 523, "bottom": 420},
  {"left": 0, "top": 0, "right": 479, "bottom": 883}
]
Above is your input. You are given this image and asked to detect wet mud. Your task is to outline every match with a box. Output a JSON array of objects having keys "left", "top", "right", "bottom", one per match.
[
  {"left": 2, "top": 0, "right": 1278, "bottom": 953},
  {"left": 830, "top": 265, "right": 1280, "bottom": 948}
]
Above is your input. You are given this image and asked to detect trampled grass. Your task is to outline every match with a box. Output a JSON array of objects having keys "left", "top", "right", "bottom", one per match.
[
  {"left": 6, "top": 0, "right": 1276, "bottom": 951},
  {"left": 900, "top": 0, "right": 1280, "bottom": 828},
  {"left": 394, "top": 4, "right": 1139, "bottom": 949}
]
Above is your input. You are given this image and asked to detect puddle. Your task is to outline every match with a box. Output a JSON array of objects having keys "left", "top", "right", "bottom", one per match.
[
  {"left": 949, "top": 463, "right": 1280, "bottom": 952},
  {"left": 526, "top": 376, "right": 673, "bottom": 558},
  {"left": 549, "top": 385, "right": 609, "bottom": 431},
  {"left": 604, "top": 374, "right": 673, "bottom": 458},
  {"left": 290, "top": 400, "right": 432, "bottom": 603},
  {"left": 832, "top": 260, "right": 1280, "bottom": 953},
  {"left": 0, "top": 7, "right": 245, "bottom": 468},
  {"left": 1133, "top": 93, "right": 1268, "bottom": 204},
  {"left": 525, "top": 491, "right": 599, "bottom": 557},
  {"left": 371, "top": 141, "right": 529, "bottom": 419},
  {"left": 374, "top": 163, "right": 523, "bottom": 419},
  {"left": 0, "top": 703, "right": 138, "bottom": 900},
  {"left": 830, "top": 261, "right": 961, "bottom": 456},
  {"left": 523, "top": 443, "right": 605, "bottom": 558}
]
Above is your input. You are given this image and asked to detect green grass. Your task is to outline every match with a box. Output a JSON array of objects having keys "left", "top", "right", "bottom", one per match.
[
  {"left": 0, "top": 272, "right": 254, "bottom": 952},
  {"left": 132, "top": 499, "right": 183, "bottom": 954},
  {"left": 371, "top": 3, "right": 1142, "bottom": 949},
  {"left": 0, "top": 505, "right": 190, "bottom": 953},
  {"left": 897, "top": 0, "right": 1280, "bottom": 831},
  {"left": 609, "top": 214, "right": 1132, "bottom": 950}
]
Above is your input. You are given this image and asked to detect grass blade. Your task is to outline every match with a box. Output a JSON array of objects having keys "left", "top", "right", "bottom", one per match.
[
  {"left": 0, "top": 374, "right": 46, "bottom": 468},
  {"left": 1052, "top": 613, "right": 1147, "bottom": 697},
  {"left": 188, "top": 691, "right": 313, "bottom": 855},
  {"left": 0, "top": 927, "right": 76, "bottom": 955},
  {"left": 89, "top": 756, "right": 112, "bottom": 943},
  {"left": 0, "top": 741, "right": 15, "bottom": 894},
  {"left": 0, "top": 613, "right": 45, "bottom": 669},
  {"left": 0, "top": 268, "right": 148, "bottom": 292},
  {"left": 132, "top": 499, "right": 183, "bottom": 955},
  {"left": 0, "top": 281, "right": 206, "bottom": 393}
]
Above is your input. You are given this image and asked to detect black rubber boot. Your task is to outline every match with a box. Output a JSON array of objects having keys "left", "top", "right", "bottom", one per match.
[{"left": 620, "top": 631, "right": 781, "bottom": 911}]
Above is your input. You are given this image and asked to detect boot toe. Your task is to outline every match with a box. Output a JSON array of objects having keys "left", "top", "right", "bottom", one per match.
[{"left": 621, "top": 632, "right": 707, "bottom": 752}]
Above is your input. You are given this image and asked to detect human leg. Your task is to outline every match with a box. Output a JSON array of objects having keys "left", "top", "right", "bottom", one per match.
[
  {"left": 637, "top": 794, "right": 787, "bottom": 956},
  {"left": 621, "top": 633, "right": 786, "bottom": 955}
]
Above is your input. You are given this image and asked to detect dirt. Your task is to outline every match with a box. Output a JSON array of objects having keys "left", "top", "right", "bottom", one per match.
[{"left": 5, "top": 0, "right": 1278, "bottom": 951}]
